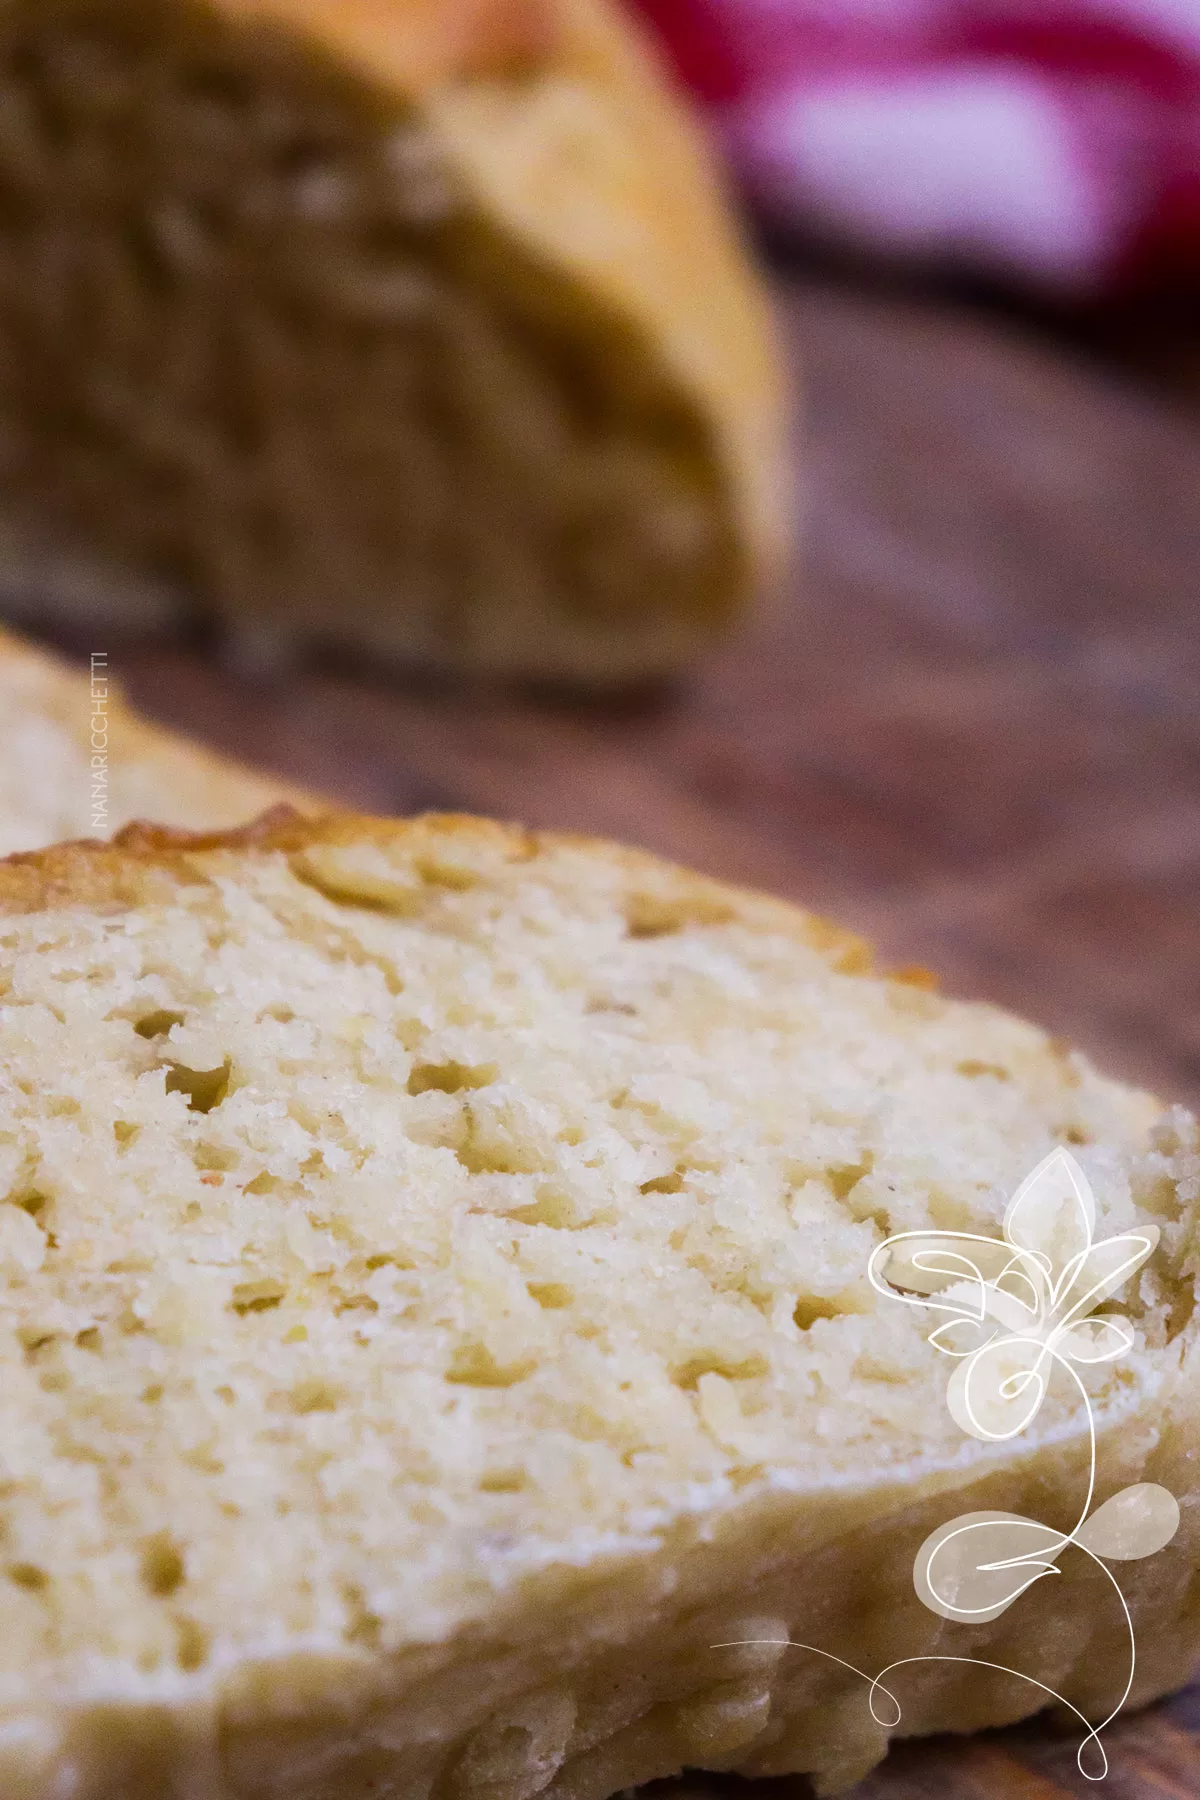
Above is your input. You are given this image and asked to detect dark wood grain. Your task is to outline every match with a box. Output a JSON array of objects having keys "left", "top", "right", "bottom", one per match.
[{"left": 23, "top": 268, "right": 1200, "bottom": 1796}]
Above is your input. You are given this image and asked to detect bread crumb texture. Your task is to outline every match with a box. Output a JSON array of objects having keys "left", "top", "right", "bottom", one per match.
[{"left": 0, "top": 812, "right": 1198, "bottom": 1800}]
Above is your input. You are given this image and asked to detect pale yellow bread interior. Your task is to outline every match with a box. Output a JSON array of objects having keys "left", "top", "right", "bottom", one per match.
[{"left": 0, "top": 811, "right": 1197, "bottom": 1799}]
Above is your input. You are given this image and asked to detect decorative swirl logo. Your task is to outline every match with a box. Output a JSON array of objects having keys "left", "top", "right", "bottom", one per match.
[
  {"left": 716, "top": 1148, "right": 1178, "bottom": 1781},
  {"left": 868, "top": 1144, "right": 1161, "bottom": 1444}
]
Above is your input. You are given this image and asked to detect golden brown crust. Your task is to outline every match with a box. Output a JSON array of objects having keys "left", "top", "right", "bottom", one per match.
[
  {"left": 0, "top": 805, "right": 871, "bottom": 977},
  {"left": 0, "top": 803, "right": 318, "bottom": 912}
]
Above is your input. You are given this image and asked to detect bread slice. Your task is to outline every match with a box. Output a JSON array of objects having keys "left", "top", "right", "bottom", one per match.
[
  {"left": 0, "top": 0, "right": 783, "bottom": 685},
  {"left": 0, "top": 626, "right": 312, "bottom": 852},
  {"left": 0, "top": 810, "right": 1197, "bottom": 1800}
]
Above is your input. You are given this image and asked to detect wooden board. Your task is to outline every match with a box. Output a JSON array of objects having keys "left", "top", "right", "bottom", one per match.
[{"left": 36, "top": 267, "right": 1200, "bottom": 1795}]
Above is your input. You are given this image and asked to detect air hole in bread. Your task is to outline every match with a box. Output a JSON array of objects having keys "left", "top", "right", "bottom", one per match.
[
  {"left": 193, "top": 1142, "right": 237, "bottom": 1172},
  {"left": 640, "top": 1170, "right": 683, "bottom": 1195},
  {"left": 456, "top": 1135, "right": 548, "bottom": 1180},
  {"left": 478, "top": 1470, "right": 527, "bottom": 1493},
  {"left": 342, "top": 1584, "right": 382, "bottom": 1649},
  {"left": 407, "top": 1060, "right": 497, "bottom": 1097},
  {"left": 793, "top": 1295, "right": 848, "bottom": 1331},
  {"left": 231, "top": 1279, "right": 285, "bottom": 1315},
  {"left": 175, "top": 1616, "right": 209, "bottom": 1671},
  {"left": 672, "top": 1354, "right": 767, "bottom": 1390},
  {"left": 446, "top": 1343, "right": 534, "bottom": 1388},
  {"left": 140, "top": 1533, "right": 186, "bottom": 1598},
  {"left": 165, "top": 1059, "right": 231, "bottom": 1113},
  {"left": 1168, "top": 1286, "right": 1196, "bottom": 1344},
  {"left": 509, "top": 1185, "right": 592, "bottom": 1229},
  {"left": 7, "top": 1563, "right": 48, "bottom": 1592},
  {"left": 527, "top": 1282, "right": 572, "bottom": 1310},
  {"left": 289, "top": 1378, "right": 341, "bottom": 1414},
  {"left": 826, "top": 1157, "right": 873, "bottom": 1204}
]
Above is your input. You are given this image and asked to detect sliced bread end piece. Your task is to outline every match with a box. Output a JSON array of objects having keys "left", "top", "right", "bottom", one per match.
[{"left": 0, "top": 811, "right": 1196, "bottom": 1799}]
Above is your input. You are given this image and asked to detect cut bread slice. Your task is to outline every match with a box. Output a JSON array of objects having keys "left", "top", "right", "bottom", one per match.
[
  {"left": 0, "top": 626, "right": 313, "bottom": 852},
  {"left": 0, "top": 810, "right": 1197, "bottom": 1800},
  {"left": 0, "top": 0, "right": 783, "bottom": 684}
]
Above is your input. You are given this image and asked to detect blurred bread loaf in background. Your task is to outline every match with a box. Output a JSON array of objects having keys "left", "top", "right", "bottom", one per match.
[
  {"left": 0, "top": 0, "right": 783, "bottom": 685},
  {"left": 0, "top": 627, "right": 309, "bottom": 853}
]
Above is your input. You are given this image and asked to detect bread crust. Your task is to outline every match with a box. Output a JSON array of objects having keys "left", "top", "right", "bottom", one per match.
[{"left": 0, "top": 806, "right": 870, "bottom": 976}]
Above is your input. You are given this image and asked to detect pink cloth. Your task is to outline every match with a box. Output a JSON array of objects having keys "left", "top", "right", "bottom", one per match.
[{"left": 632, "top": 0, "right": 1200, "bottom": 293}]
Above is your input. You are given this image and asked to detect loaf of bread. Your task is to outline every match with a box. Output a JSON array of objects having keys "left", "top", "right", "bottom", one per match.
[
  {"left": 0, "top": 809, "right": 1197, "bottom": 1800},
  {"left": 0, "top": 627, "right": 309, "bottom": 852},
  {"left": 0, "top": 0, "right": 783, "bottom": 685}
]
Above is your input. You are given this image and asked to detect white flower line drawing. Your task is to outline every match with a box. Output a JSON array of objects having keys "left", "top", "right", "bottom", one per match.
[{"left": 715, "top": 1148, "right": 1179, "bottom": 1781}]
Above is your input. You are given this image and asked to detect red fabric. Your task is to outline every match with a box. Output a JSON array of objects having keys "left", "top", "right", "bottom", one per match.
[{"left": 630, "top": 0, "right": 1200, "bottom": 293}]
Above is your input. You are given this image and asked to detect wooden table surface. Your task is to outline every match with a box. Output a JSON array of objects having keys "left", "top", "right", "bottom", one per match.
[{"left": 60, "top": 267, "right": 1200, "bottom": 1795}]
